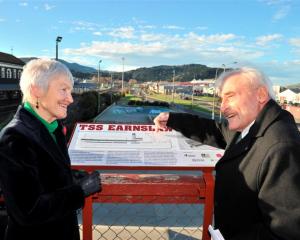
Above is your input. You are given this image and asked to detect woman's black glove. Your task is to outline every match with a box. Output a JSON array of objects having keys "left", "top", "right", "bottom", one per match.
[
  {"left": 72, "top": 169, "right": 89, "bottom": 184},
  {"left": 78, "top": 171, "right": 101, "bottom": 197}
]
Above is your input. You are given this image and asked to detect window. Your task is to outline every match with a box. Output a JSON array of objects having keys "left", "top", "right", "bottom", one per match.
[
  {"left": 13, "top": 69, "right": 17, "bottom": 79},
  {"left": 6, "top": 69, "right": 12, "bottom": 78},
  {"left": 18, "top": 70, "right": 22, "bottom": 79},
  {"left": 1, "top": 67, "right": 5, "bottom": 78}
]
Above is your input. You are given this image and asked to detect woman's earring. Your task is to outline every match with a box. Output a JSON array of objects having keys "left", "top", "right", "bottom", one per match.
[{"left": 36, "top": 98, "right": 39, "bottom": 109}]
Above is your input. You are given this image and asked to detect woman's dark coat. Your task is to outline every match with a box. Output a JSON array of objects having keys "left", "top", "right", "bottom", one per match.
[
  {"left": 0, "top": 106, "right": 85, "bottom": 240},
  {"left": 167, "top": 100, "right": 300, "bottom": 240}
]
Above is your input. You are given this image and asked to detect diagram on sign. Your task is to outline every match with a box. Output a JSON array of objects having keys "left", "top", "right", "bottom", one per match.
[{"left": 76, "top": 131, "right": 172, "bottom": 149}]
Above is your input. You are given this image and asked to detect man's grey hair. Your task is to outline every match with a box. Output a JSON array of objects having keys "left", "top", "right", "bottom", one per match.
[
  {"left": 20, "top": 58, "right": 73, "bottom": 102},
  {"left": 215, "top": 67, "right": 276, "bottom": 100}
]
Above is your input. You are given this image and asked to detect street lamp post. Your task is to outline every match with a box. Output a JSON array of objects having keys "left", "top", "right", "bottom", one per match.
[
  {"left": 212, "top": 68, "right": 221, "bottom": 120},
  {"left": 222, "top": 64, "right": 226, "bottom": 72},
  {"left": 55, "top": 36, "right": 62, "bottom": 60},
  {"left": 110, "top": 72, "right": 113, "bottom": 103},
  {"left": 97, "top": 60, "right": 102, "bottom": 113},
  {"left": 98, "top": 60, "right": 102, "bottom": 89},
  {"left": 172, "top": 69, "right": 175, "bottom": 103},
  {"left": 191, "top": 83, "right": 194, "bottom": 108},
  {"left": 218, "top": 64, "right": 226, "bottom": 122},
  {"left": 121, "top": 57, "right": 125, "bottom": 94}
]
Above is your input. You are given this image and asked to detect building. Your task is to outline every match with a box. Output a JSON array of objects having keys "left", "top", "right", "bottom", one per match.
[
  {"left": 278, "top": 89, "right": 297, "bottom": 104},
  {"left": 0, "top": 52, "right": 25, "bottom": 100}
]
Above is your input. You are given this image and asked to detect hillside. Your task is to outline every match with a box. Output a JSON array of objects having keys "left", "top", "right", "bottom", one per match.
[
  {"left": 20, "top": 57, "right": 97, "bottom": 79},
  {"left": 20, "top": 58, "right": 217, "bottom": 82},
  {"left": 286, "top": 83, "right": 300, "bottom": 89},
  {"left": 21, "top": 57, "right": 96, "bottom": 74},
  {"left": 127, "top": 64, "right": 216, "bottom": 82}
]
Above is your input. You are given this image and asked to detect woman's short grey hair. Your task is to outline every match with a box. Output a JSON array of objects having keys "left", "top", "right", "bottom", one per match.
[
  {"left": 20, "top": 58, "right": 74, "bottom": 102},
  {"left": 215, "top": 67, "right": 275, "bottom": 100}
]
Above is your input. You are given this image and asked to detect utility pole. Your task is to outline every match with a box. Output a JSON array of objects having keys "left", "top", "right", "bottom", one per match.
[
  {"left": 98, "top": 60, "right": 102, "bottom": 89},
  {"left": 191, "top": 83, "right": 194, "bottom": 108},
  {"left": 97, "top": 60, "right": 102, "bottom": 113},
  {"left": 110, "top": 72, "right": 113, "bottom": 103},
  {"left": 55, "top": 36, "right": 62, "bottom": 60},
  {"left": 121, "top": 57, "right": 125, "bottom": 94},
  {"left": 172, "top": 69, "right": 175, "bottom": 103}
]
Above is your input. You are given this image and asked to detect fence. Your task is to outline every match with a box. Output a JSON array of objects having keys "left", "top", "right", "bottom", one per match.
[{"left": 73, "top": 166, "right": 215, "bottom": 240}]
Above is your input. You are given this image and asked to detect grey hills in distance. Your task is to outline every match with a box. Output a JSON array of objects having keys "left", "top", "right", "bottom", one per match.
[
  {"left": 20, "top": 57, "right": 300, "bottom": 88},
  {"left": 20, "top": 57, "right": 218, "bottom": 83}
]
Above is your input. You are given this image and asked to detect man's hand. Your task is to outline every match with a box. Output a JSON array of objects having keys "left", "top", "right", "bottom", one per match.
[{"left": 153, "top": 112, "right": 170, "bottom": 132}]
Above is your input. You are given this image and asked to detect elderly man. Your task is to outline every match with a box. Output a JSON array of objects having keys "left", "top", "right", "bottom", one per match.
[{"left": 154, "top": 67, "right": 300, "bottom": 240}]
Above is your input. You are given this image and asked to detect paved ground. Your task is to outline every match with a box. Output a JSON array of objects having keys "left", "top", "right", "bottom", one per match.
[
  {"left": 77, "top": 202, "right": 204, "bottom": 240},
  {"left": 79, "top": 225, "right": 203, "bottom": 240}
]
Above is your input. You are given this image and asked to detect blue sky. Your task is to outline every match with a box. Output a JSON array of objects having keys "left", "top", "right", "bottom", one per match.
[{"left": 1, "top": 0, "right": 300, "bottom": 85}]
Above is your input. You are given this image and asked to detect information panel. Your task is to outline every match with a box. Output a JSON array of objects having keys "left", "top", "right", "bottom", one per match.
[{"left": 68, "top": 123, "right": 224, "bottom": 167}]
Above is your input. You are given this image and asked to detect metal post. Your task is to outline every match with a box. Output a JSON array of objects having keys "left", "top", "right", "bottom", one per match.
[
  {"left": 98, "top": 60, "right": 102, "bottom": 89},
  {"left": 110, "top": 72, "right": 113, "bottom": 103},
  {"left": 121, "top": 57, "right": 124, "bottom": 94},
  {"left": 82, "top": 197, "right": 93, "bottom": 240},
  {"left": 191, "top": 83, "right": 194, "bottom": 108},
  {"left": 212, "top": 68, "right": 220, "bottom": 120},
  {"left": 56, "top": 42, "right": 58, "bottom": 60},
  {"left": 172, "top": 69, "right": 175, "bottom": 103},
  {"left": 97, "top": 60, "right": 102, "bottom": 112},
  {"left": 218, "top": 64, "right": 226, "bottom": 123},
  {"left": 55, "top": 36, "right": 62, "bottom": 60}
]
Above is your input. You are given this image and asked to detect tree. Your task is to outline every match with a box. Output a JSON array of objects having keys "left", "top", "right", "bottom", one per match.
[{"left": 128, "top": 79, "right": 137, "bottom": 87}]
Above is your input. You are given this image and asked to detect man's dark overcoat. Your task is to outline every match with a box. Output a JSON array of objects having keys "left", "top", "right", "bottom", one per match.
[
  {"left": 167, "top": 100, "right": 300, "bottom": 240},
  {"left": 0, "top": 106, "right": 85, "bottom": 240}
]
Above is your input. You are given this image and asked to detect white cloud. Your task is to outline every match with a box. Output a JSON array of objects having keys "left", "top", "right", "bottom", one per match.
[
  {"left": 261, "top": 0, "right": 291, "bottom": 5},
  {"left": 0, "top": 18, "right": 5, "bottom": 22},
  {"left": 259, "top": 60, "right": 300, "bottom": 85},
  {"left": 256, "top": 34, "right": 282, "bottom": 46},
  {"left": 70, "top": 21, "right": 99, "bottom": 33},
  {"left": 139, "top": 25, "right": 156, "bottom": 30},
  {"left": 196, "top": 26, "right": 208, "bottom": 31},
  {"left": 185, "top": 32, "right": 236, "bottom": 45},
  {"left": 260, "top": 0, "right": 291, "bottom": 21},
  {"left": 64, "top": 41, "right": 166, "bottom": 57},
  {"left": 272, "top": 5, "right": 290, "bottom": 21},
  {"left": 63, "top": 31, "right": 262, "bottom": 71},
  {"left": 289, "top": 38, "right": 300, "bottom": 55},
  {"left": 163, "top": 25, "right": 184, "bottom": 30},
  {"left": 44, "top": 3, "right": 55, "bottom": 11},
  {"left": 19, "top": 2, "right": 28, "bottom": 7},
  {"left": 289, "top": 38, "right": 300, "bottom": 47},
  {"left": 140, "top": 33, "right": 165, "bottom": 42},
  {"left": 93, "top": 32, "right": 102, "bottom": 36},
  {"left": 108, "top": 26, "right": 135, "bottom": 39},
  {"left": 206, "top": 34, "right": 236, "bottom": 43}
]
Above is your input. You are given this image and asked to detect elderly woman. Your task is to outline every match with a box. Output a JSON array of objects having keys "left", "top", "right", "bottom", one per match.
[{"left": 0, "top": 59, "right": 101, "bottom": 240}]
